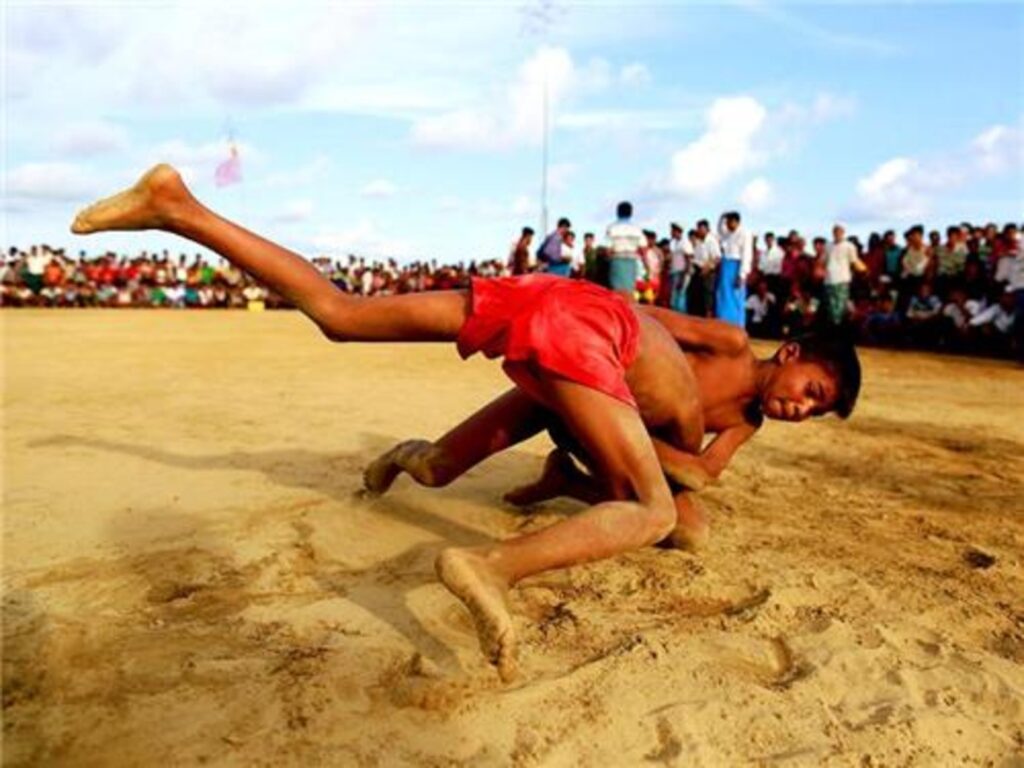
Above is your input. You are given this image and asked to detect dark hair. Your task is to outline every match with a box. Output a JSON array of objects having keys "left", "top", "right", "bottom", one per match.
[
  {"left": 696, "top": 219, "right": 709, "bottom": 229},
  {"left": 584, "top": 231, "right": 595, "bottom": 239},
  {"left": 616, "top": 201, "right": 633, "bottom": 219},
  {"left": 725, "top": 211, "right": 741, "bottom": 223},
  {"left": 522, "top": 227, "right": 535, "bottom": 237},
  {"left": 793, "top": 331, "right": 861, "bottom": 419},
  {"left": 557, "top": 217, "right": 571, "bottom": 229}
]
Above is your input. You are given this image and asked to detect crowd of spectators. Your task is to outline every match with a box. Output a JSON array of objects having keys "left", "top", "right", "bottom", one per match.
[{"left": 4, "top": 216, "right": 1022, "bottom": 361}]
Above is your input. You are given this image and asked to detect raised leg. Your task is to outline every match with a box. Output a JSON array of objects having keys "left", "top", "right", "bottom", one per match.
[
  {"left": 71, "top": 164, "right": 468, "bottom": 342},
  {"left": 435, "top": 378, "right": 675, "bottom": 681},
  {"left": 363, "top": 388, "right": 552, "bottom": 495}
]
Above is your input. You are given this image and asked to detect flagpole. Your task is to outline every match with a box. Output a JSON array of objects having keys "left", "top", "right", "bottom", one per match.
[{"left": 541, "top": 73, "right": 549, "bottom": 238}]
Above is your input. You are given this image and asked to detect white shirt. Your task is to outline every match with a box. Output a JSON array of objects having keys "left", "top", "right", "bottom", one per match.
[
  {"left": 994, "top": 255, "right": 1016, "bottom": 284},
  {"left": 669, "top": 236, "right": 694, "bottom": 273},
  {"left": 825, "top": 240, "right": 860, "bottom": 285},
  {"left": 970, "top": 302, "right": 1015, "bottom": 333},
  {"left": 942, "top": 302, "right": 969, "bottom": 330},
  {"left": 717, "top": 218, "right": 754, "bottom": 279},
  {"left": 692, "top": 234, "right": 721, "bottom": 269},
  {"left": 745, "top": 292, "right": 776, "bottom": 323},
  {"left": 26, "top": 254, "right": 48, "bottom": 275},
  {"left": 1010, "top": 252, "right": 1024, "bottom": 291},
  {"left": 760, "top": 244, "right": 784, "bottom": 275},
  {"left": 606, "top": 220, "right": 645, "bottom": 260}
]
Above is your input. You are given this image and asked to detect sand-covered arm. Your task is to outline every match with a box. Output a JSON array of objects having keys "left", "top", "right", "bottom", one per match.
[
  {"left": 652, "top": 423, "right": 759, "bottom": 490},
  {"left": 638, "top": 305, "right": 749, "bottom": 355}
]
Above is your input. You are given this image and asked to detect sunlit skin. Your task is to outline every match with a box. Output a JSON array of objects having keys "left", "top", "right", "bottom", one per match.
[
  {"left": 71, "top": 165, "right": 852, "bottom": 682},
  {"left": 67, "top": 165, "right": 712, "bottom": 681},
  {"left": 365, "top": 312, "right": 848, "bottom": 555}
]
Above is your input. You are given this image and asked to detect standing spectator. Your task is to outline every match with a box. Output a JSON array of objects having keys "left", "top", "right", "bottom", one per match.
[
  {"left": 581, "top": 232, "right": 602, "bottom": 285},
  {"left": 900, "top": 225, "right": 932, "bottom": 304},
  {"left": 639, "top": 229, "right": 662, "bottom": 303},
  {"left": 667, "top": 222, "right": 693, "bottom": 312},
  {"left": 883, "top": 230, "right": 902, "bottom": 278},
  {"left": 537, "top": 217, "right": 572, "bottom": 277},
  {"left": 715, "top": 211, "right": 753, "bottom": 328},
  {"left": 759, "top": 231, "right": 784, "bottom": 299},
  {"left": 689, "top": 219, "right": 721, "bottom": 317},
  {"left": 605, "top": 201, "right": 645, "bottom": 300},
  {"left": 934, "top": 225, "right": 967, "bottom": 293},
  {"left": 823, "top": 224, "right": 868, "bottom": 326},
  {"left": 510, "top": 227, "right": 534, "bottom": 276},
  {"left": 562, "top": 230, "right": 580, "bottom": 276},
  {"left": 23, "top": 246, "right": 48, "bottom": 298}
]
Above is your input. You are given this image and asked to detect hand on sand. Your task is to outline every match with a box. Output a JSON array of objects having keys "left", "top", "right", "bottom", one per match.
[{"left": 435, "top": 548, "right": 517, "bottom": 682}]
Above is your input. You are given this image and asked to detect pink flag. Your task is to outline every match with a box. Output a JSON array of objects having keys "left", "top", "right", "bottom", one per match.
[{"left": 215, "top": 144, "right": 242, "bottom": 187}]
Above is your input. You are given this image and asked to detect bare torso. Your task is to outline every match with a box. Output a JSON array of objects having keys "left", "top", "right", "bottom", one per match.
[{"left": 625, "top": 312, "right": 760, "bottom": 437}]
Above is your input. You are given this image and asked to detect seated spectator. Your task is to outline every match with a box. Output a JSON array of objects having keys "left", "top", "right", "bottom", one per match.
[
  {"left": 863, "top": 290, "right": 902, "bottom": 346},
  {"left": 780, "top": 282, "right": 819, "bottom": 338},
  {"left": 905, "top": 281, "right": 943, "bottom": 346},
  {"left": 940, "top": 287, "right": 972, "bottom": 350},
  {"left": 744, "top": 279, "right": 777, "bottom": 338},
  {"left": 969, "top": 287, "right": 1017, "bottom": 356}
]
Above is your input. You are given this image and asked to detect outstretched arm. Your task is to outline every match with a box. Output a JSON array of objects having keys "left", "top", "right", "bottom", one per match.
[
  {"left": 652, "top": 423, "right": 759, "bottom": 490},
  {"left": 638, "top": 304, "right": 749, "bottom": 354}
]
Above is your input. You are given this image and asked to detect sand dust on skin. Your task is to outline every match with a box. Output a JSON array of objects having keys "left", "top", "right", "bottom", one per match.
[{"left": 3, "top": 309, "right": 1023, "bottom": 766}]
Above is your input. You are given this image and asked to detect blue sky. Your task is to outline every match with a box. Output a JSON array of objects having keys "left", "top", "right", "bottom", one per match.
[{"left": 5, "top": 1, "right": 1023, "bottom": 263}]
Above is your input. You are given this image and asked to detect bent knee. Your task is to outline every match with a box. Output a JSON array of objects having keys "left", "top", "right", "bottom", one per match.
[{"left": 640, "top": 499, "right": 677, "bottom": 545}]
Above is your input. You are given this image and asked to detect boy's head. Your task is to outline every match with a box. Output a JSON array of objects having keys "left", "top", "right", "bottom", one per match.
[
  {"left": 761, "top": 332, "right": 861, "bottom": 422},
  {"left": 616, "top": 201, "right": 633, "bottom": 220},
  {"left": 723, "top": 211, "right": 741, "bottom": 231}
]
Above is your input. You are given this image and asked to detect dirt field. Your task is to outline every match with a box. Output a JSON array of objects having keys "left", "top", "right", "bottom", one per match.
[{"left": 3, "top": 309, "right": 1023, "bottom": 767}]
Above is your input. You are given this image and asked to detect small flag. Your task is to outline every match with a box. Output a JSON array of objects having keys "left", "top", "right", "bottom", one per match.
[{"left": 215, "top": 144, "right": 242, "bottom": 187}]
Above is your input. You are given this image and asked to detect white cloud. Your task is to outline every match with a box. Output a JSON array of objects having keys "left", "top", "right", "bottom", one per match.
[
  {"left": 738, "top": 177, "right": 774, "bottom": 210},
  {"left": 261, "top": 155, "right": 331, "bottom": 189},
  {"left": 844, "top": 121, "right": 1024, "bottom": 222},
  {"left": 663, "top": 96, "right": 768, "bottom": 197},
  {"left": 310, "top": 220, "right": 413, "bottom": 258},
  {"left": 5, "top": 162, "right": 99, "bottom": 202},
  {"left": 360, "top": 179, "right": 398, "bottom": 199},
  {"left": 511, "top": 195, "right": 534, "bottom": 218},
  {"left": 272, "top": 199, "right": 314, "bottom": 223},
  {"left": 52, "top": 120, "right": 129, "bottom": 157},
  {"left": 411, "top": 47, "right": 603, "bottom": 151},
  {"left": 619, "top": 62, "right": 651, "bottom": 88}
]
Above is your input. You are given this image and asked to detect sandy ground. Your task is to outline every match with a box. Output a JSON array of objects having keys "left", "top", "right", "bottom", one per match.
[{"left": 3, "top": 309, "right": 1023, "bottom": 767}]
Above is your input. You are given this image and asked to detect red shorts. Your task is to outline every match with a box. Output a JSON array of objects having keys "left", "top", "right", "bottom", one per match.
[{"left": 456, "top": 274, "right": 641, "bottom": 408}]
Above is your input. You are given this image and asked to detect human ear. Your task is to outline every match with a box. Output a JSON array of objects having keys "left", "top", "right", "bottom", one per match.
[{"left": 775, "top": 342, "right": 801, "bottom": 364}]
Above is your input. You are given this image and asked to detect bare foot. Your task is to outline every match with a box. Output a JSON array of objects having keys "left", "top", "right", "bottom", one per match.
[
  {"left": 362, "top": 439, "right": 435, "bottom": 496},
  {"left": 70, "top": 164, "right": 192, "bottom": 234},
  {"left": 503, "top": 449, "right": 577, "bottom": 507},
  {"left": 435, "top": 548, "right": 516, "bottom": 682},
  {"left": 664, "top": 494, "right": 710, "bottom": 551}
]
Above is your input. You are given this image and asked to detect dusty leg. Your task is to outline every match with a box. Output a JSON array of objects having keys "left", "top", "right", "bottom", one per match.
[
  {"left": 665, "top": 492, "right": 709, "bottom": 551},
  {"left": 71, "top": 164, "right": 468, "bottom": 341},
  {"left": 435, "top": 379, "right": 675, "bottom": 681},
  {"left": 363, "top": 388, "right": 551, "bottom": 495}
]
